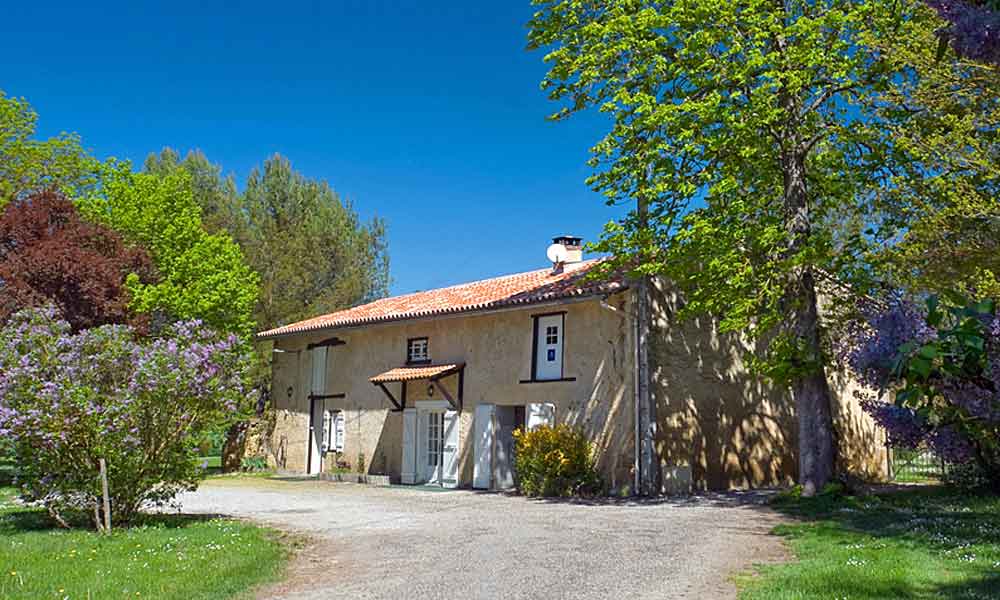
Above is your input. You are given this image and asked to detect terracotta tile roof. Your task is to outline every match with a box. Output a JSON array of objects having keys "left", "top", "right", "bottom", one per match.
[
  {"left": 369, "top": 363, "right": 464, "bottom": 384},
  {"left": 258, "top": 259, "right": 624, "bottom": 339}
]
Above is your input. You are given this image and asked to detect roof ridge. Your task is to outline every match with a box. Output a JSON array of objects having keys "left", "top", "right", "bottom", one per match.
[
  {"left": 370, "top": 257, "right": 602, "bottom": 303},
  {"left": 258, "top": 257, "right": 618, "bottom": 339}
]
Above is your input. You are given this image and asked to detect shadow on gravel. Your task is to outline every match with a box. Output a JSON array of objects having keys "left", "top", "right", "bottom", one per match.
[{"left": 470, "top": 487, "right": 782, "bottom": 509}]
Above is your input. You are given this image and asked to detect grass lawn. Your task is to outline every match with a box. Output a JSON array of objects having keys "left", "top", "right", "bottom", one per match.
[
  {"left": 739, "top": 487, "right": 1000, "bottom": 599},
  {"left": 0, "top": 486, "right": 288, "bottom": 600}
]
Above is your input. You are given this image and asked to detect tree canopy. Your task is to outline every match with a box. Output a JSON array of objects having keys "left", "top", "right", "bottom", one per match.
[
  {"left": 528, "top": 0, "right": 1000, "bottom": 493},
  {"left": 79, "top": 165, "right": 259, "bottom": 337},
  {"left": 0, "top": 91, "right": 98, "bottom": 206},
  {"left": 0, "top": 191, "right": 155, "bottom": 331},
  {"left": 143, "top": 149, "right": 390, "bottom": 331}
]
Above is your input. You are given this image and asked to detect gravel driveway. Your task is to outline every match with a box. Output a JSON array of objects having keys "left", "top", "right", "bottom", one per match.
[{"left": 176, "top": 478, "right": 787, "bottom": 600}]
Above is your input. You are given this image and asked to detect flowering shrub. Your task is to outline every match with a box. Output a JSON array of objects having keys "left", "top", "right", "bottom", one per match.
[
  {"left": 841, "top": 296, "right": 1000, "bottom": 490},
  {"left": 512, "top": 424, "right": 601, "bottom": 497},
  {"left": 925, "top": 0, "right": 1000, "bottom": 65},
  {"left": 0, "top": 307, "right": 251, "bottom": 528}
]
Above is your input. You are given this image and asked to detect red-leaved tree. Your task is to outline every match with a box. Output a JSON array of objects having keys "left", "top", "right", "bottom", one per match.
[{"left": 0, "top": 190, "right": 156, "bottom": 330}]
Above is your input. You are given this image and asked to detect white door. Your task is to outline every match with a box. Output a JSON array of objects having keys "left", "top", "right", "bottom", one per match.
[
  {"left": 402, "top": 408, "right": 418, "bottom": 484},
  {"left": 423, "top": 411, "right": 445, "bottom": 485},
  {"left": 473, "top": 404, "right": 495, "bottom": 489},
  {"left": 308, "top": 346, "right": 328, "bottom": 475},
  {"left": 441, "top": 410, "right": 459, "bottom": 488},
  {"left": 535, "top": 314, "right": 563, "bottom": 380}
]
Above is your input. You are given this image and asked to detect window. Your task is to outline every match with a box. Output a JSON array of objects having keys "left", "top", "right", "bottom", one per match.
[
  {"left": 407, "top": 337, "right": 429, "bottom": 364},
  {"left": 532, "top": 313, "right": 565, "bottom": 380},
  {"left": 323, "top": 409, "right": 344, "bottom": 453}
]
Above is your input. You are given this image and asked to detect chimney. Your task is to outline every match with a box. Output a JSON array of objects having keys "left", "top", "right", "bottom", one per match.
[{"left": 553, "top": 235, "right": 584, "bottom": 264}]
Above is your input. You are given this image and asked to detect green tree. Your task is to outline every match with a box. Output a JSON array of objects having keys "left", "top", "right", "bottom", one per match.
[
  {"left": 240, "top": 155, "right": 389, "bottom": 331},
  {"left": 528, "top": 0, "right": 998, "bottom": 494},
  {"left": 0, "top": 91, "right": 97, "bottom": 206},
  {"left": 143, "top": 149, "right": 389, "bottom": 332},
  {"left": 80, "top": 164, "right": 259, "bottom": 337},
  {"left": 142, "top": 147, "right": 241, "bottom": 235}
]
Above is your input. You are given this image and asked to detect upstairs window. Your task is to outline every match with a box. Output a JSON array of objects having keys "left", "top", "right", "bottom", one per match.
[
  {"left": 532, "top": 313, "right": 564, "bottom": 380},
  {"left": 407, "top": 337, "right": 430, "bottom": 364}
]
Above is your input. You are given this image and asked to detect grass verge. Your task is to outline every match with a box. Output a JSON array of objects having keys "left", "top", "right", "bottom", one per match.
[
  {"left": 738, "top": 486, "right": 1000, "bottom": 599},
  {"left": 0, "top": 486, "right": 287, "bottom": 600}
]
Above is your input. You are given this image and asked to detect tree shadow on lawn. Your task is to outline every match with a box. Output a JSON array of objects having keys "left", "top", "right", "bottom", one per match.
[
  {"left": 760, "top": 485, "right": 1000, "bottom": 599},
  {"left": 1, "top": 503, "right": 228, "bottom": 534}
]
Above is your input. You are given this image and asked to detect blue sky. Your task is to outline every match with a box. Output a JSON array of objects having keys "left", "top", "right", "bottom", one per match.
[{"left": 2, "top": 1, "right": 622, "bottom": 295}]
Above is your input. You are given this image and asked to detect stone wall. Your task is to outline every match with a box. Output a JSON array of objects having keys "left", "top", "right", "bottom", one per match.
[
  {"left": 269, "top": 293, "right": 636, "bottom": 490},
  {"left": 650, "top": 279, "right": 887, "bottom": 490}
]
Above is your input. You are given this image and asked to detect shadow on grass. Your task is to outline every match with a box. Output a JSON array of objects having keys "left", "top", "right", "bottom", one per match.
[
  {"left": 1, "top": 502, "right": 229, "bottom": 534},
  {"left": 753, "top": 485, "right": 1000, "bottom": 599}
]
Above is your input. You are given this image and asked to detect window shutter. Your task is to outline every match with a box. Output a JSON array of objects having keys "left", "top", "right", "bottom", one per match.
[
  {"left": 310, "top": 346, "right": 328, "bottom": 395},
  {"left": 322, "top": 410, "right": 332, "bottom": 453},
  {"left": 473, "top": 404, "right": 495, "bottom": 489},
  {"left": 526, "top": 403, "right": 555, "bottom": 430},
  {"left": 334, "top": 411, "right": 345, "bottom": 452},
  {"left": 401, "top": 408, "right": 417, "bottom": 484},
  {"left": 442, "top": 410, "right": 460, "bottom": 488}
]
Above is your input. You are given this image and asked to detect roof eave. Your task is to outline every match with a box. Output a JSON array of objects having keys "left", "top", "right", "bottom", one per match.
[{"left": 256, "top": 285, "right": 629, "bottom": 342}]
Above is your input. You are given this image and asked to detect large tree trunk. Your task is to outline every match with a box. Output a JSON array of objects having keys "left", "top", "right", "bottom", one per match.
[{"left": 782, "top": 149, "right": 836, "bottom": 497}]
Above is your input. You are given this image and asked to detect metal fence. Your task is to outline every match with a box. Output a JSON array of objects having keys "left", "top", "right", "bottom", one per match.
[{"left": 889, "top": 447, "right": 947, "bottom": 482}]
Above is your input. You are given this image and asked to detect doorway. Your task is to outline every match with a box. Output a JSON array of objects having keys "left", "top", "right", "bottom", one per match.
[
  {"left": 308, "top": 397, "right": 324, "bottom": 475},
  {"left": 493, "top": 406, "right": 525, "bottom": 490}
]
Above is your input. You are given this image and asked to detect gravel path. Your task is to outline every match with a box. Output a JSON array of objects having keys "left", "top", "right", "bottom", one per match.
[{"left": 176, "top": 478, "right": 788, "bottom": 600}]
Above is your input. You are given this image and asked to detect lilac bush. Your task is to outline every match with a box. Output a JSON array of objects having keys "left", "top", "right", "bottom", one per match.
[
  {"left": 842, "top": 296, "right": 1000, "bottom": 489},
  {"left": 0, "top": 307, "right": 251, "bottom": 528},
  {"left": 926, "top": 0, "right": 1000, "bottom": 65}
]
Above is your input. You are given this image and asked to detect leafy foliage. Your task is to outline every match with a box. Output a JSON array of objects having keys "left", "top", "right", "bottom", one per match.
[
  {"left": 528, "top": 0, "right": 1000, "bottom": 492},
  {"left": 0, "top": 307, "right": 252, "bottom": 528},
  {"left": 0, "top": 92, "right": 98, "bottom": 206},
  {"left": 0, "top": 191, "right": 156, "bottom": 331},
  {"left": 143, "top": 149, "right": 390, "bottom": 332},
  {"left": 513, "top": 425, "right": 601, "bottom": 497},
  {"left": 79, "top": 164, "right": 259, "bottom": 337},
  {"left": 842, "top": 296, "right": 1000, "bottom": 490}
]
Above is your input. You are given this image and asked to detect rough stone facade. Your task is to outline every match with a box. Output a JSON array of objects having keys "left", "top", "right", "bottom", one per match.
[{"left": 268, "top": 283, "right": 887, "bottom": 492}]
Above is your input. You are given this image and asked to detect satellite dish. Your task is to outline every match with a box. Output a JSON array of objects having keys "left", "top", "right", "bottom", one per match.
[{"left": 547, "top": 243, "right": 568, "bottom": 264}]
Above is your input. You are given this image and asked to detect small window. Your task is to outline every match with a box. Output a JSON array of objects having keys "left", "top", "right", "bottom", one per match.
[
  {"left": 324, "top": 409, "right": 344, "bottom": 453},
  {"left": 545, "top": 326, "right": 559, "bottom": 345},
  {"left": 407, "top": 337, "right": 429, "bottom": 364}
]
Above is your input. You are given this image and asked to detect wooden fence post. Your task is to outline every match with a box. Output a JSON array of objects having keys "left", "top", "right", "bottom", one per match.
[{"left": 99, "top": 459, "right": 111, "bottom": 532}]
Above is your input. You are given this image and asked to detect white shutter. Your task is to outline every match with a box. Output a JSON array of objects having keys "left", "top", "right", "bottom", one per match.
[
  {"left": 334, "top": 411, "right": 345, "bottom": 452},
  {"left": 310, "top": 346, "right": 328, "bottom": 395},
  {"left": 442, "top": 410, "right": 460, "bottom": 488},
  {"left": 526, "top": 403, "right": 556, "bottom": 431},
  {"left": 322, "top": 410, "right": 332, "bottom": 453},
  {"left": 473, "top": 404, "right": 495, "bottom": 489},
  {"left": 401, "top": 408, "right": 417, "bottom": 484}
]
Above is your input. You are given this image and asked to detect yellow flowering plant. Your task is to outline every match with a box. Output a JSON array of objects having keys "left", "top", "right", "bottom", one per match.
[{"left": 512, "top": 424, "right": 601, "bottom": 497}]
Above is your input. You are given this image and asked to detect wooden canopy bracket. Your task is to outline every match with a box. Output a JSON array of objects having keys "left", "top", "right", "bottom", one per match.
[
  {"left": 431, "top": 374, "right": 462, "bottom": 412},
  {"left": 375, "top": 382, "right": 405, "bottom": 412}
]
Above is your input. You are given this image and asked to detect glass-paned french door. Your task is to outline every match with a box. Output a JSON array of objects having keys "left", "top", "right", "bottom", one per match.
[{"left": 427, "top": 411, "right": 444, "bottom": 470}]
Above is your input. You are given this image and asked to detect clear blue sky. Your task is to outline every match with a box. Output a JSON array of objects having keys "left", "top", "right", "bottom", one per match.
[{"left": 2, "top": 1, "right": 623, "bottom": 296}]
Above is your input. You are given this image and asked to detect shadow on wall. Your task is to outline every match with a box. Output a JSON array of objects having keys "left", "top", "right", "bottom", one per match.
[
  {"left": 562, "top": 293, "right": 636, "bottom": 493},
  {"left": 366, "top": 408, "right": 403, "bottom": 479},
  {"left": 650, "top": 282, "right": 798, "bottom": 490},
  {"left": 827, "top": 369, "right": 888, "bottom": 480}
]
